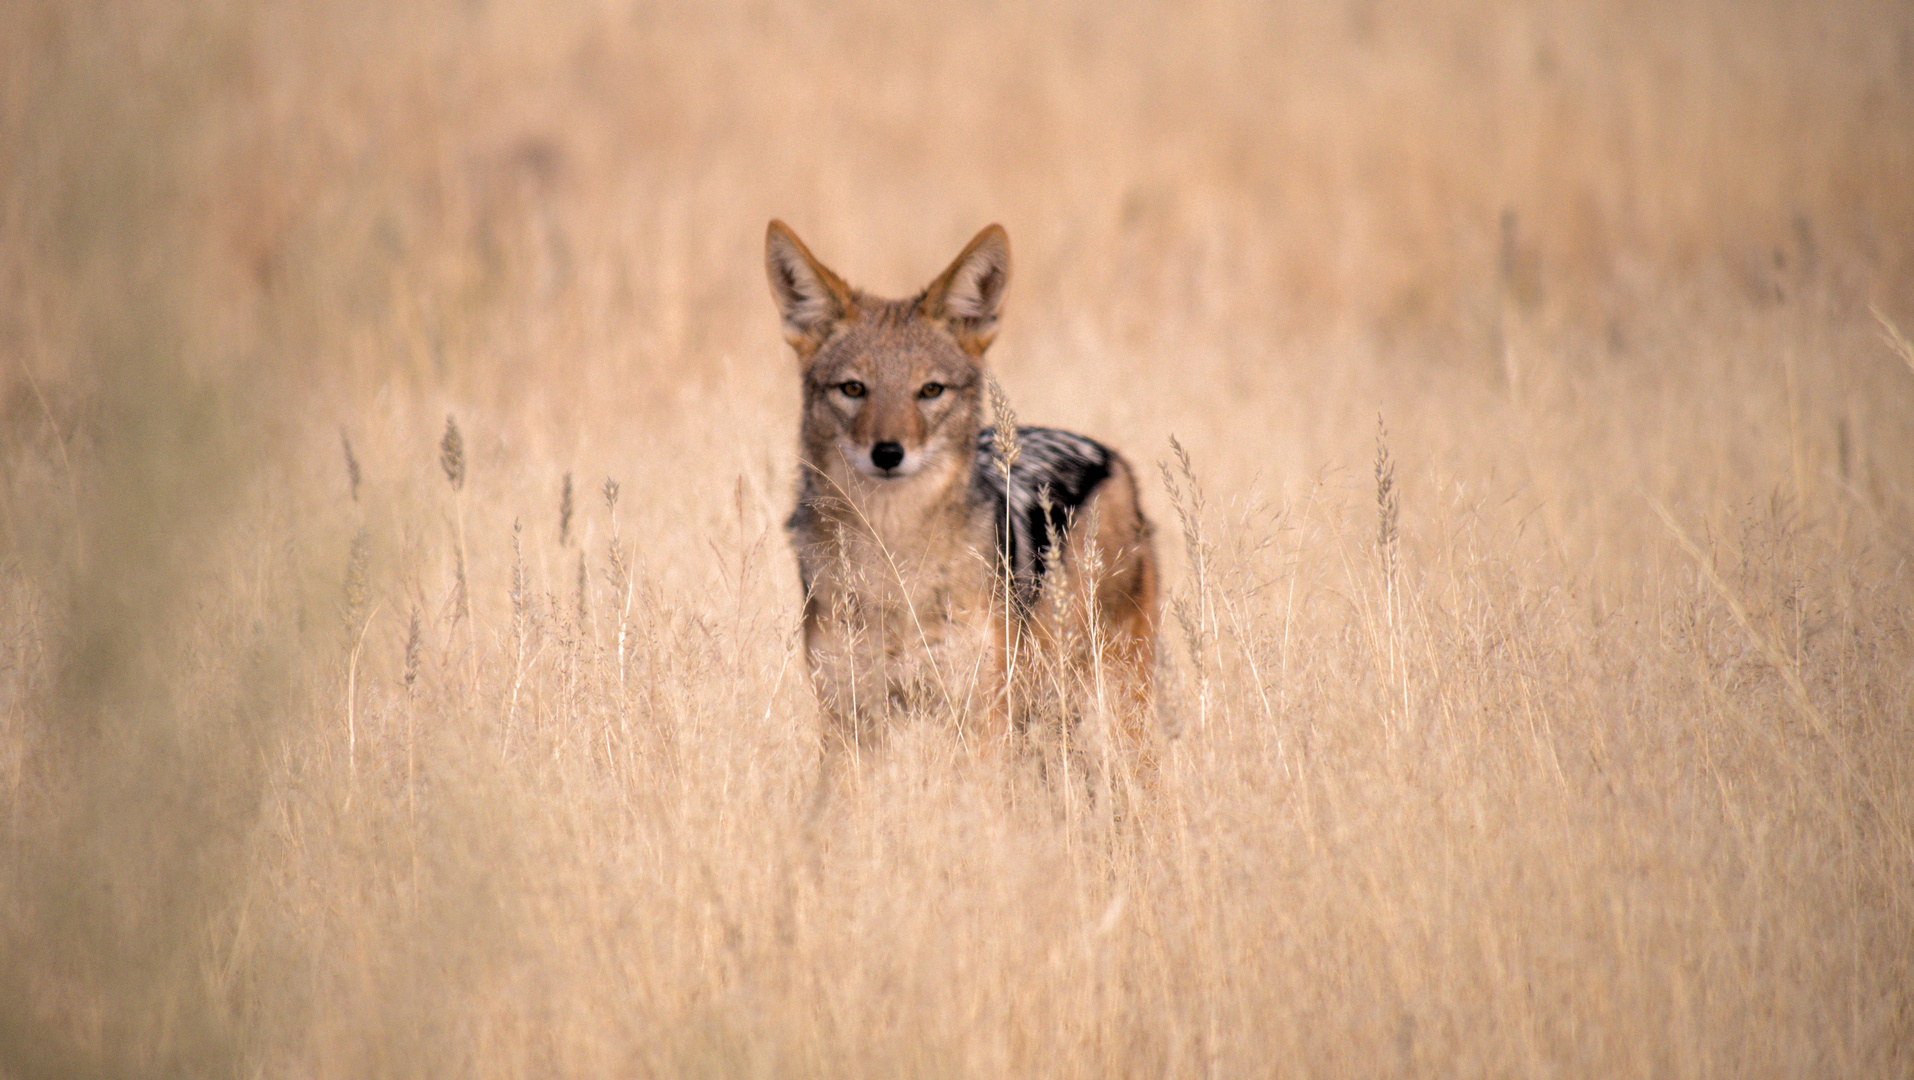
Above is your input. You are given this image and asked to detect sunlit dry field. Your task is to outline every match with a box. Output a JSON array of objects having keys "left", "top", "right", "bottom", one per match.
[{"left": 3, "top": 1, "right": 1913, "bottom": 1076}]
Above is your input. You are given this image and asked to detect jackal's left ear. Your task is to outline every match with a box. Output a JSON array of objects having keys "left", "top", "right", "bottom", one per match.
[
  {"left": 921, "top": 224, "right": 1010, "bottom": 355},
  {"left": 766, "top": 220, "right": 856, "bottom": 358}
]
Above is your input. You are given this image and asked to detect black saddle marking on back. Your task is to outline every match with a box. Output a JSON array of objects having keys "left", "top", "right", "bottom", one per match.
[{"left": 976, "top": 427, "right": 1112, "bottom": 610}]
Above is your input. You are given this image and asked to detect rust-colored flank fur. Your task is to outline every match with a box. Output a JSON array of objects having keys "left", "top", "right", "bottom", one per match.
[{"left": 766, "top": 220, "right": 1160, "bottom": 779}]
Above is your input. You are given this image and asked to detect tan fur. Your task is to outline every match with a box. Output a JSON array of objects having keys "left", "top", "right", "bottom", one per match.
[{"left": 767, "top": 220, "right": 1159, "bottom": 779}]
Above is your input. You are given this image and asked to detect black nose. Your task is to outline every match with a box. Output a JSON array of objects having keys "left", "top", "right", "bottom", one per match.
[{"left": 871, "top": 442, "right": 905, "bottom": 471}]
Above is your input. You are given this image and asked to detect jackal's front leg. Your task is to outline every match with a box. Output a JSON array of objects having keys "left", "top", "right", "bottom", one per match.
[
  {"left": 946, "top": 609, "right": 1016, "bottom": 763},
  {"left": 803, "top": 613, "right": 889, "bottom": 760}
]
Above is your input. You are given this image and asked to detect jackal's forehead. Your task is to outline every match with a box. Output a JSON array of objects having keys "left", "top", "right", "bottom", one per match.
[{"left": 804, "top": 318, "right": 981, "bottom": 388}]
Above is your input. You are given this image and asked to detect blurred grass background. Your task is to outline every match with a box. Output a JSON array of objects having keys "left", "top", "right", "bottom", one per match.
[{"left": 2, "top": 0, "right": 1912, "bottom": 1076}]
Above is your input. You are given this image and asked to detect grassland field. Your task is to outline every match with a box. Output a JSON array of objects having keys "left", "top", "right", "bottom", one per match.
[{"left": 3, "top": 1, "right": 1913, "bottom": 1076}]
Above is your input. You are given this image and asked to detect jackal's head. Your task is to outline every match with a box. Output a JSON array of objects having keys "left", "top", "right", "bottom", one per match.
[{"left": 766, "top": 221, "right": 1008, "bottom": 494}]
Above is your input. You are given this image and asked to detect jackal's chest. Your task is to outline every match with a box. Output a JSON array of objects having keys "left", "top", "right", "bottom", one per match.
[
  {"left": 804, "top": 532, "right": 994, "bottom": 648},
  {"left": 793, "top": 518, "right": 1001, "bottom": 724}
]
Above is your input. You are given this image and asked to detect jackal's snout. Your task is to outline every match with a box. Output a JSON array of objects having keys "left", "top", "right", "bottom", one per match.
[{"left": 870, "top": 441, "right": 905, "bottom": 472}]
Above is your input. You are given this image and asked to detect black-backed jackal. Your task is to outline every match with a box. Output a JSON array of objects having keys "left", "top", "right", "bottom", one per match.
[{"left": 766, "top": 220, "right": 1159, "bottom": 778}]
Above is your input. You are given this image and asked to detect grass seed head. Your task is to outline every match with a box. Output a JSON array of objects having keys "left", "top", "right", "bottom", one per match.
[
  {"left": 440, "top": 415, "right": 466, "bottom": 492},
  {"left": 1375, "top": 414, "right": 1399, "bottom": 568},
  {"left": 575, "top": 549, "right": 589, "bottom": 626},
  {"left": 402, "top": 606, "right": 422, "bottom": 690},
  {"left": 342, "top": 528, "right": 371, "bottom": 631},
  {"left": 340, "top": 428, "right": 362, "bottom": 502},
  {"left": 987, "top": 375, "right": 1020, "bottom": 479},
  {"left": 511, "top": 517, "right": 527, "bottom": 624}
]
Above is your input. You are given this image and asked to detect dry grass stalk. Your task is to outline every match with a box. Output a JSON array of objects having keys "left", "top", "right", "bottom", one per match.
[
  {"left": 987, "top": 374, "right": 1023, "bottom": 712},
  {"left": 603, "top": 480, "right": 626, "bottom": 604},
  {"left": 342, "top": 528, "right": 375, "bottom": 794},
  {"left": 440, "top": 414, "right": 477, "bottom": 696},
  {"left": 1875, "top": 305, "right": 1914, "bottom": 379},
  {"left": 1374, "top": 416, "right": 1408, "bottom": 728},
  {"left": 1374, "top": 415, "right": 1400, "bottom": 591},
  {"left": 507, "top": 517, "right": 529, "bottom": 754},
  {"left": 1160, "top": 436, "right": 1213, "bottom": 734}
]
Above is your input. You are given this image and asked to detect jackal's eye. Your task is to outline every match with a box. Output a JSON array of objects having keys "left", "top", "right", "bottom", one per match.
[
  {"left": 836, "top": 380, "right": 866, "bottom": 399},
  {"left": 918, "top": 382, "right": 945, "bottom": 400}
]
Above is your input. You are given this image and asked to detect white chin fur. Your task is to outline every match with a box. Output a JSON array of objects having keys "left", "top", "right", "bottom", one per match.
[{"left": 842, "top": 442, "right": 926, "bottom": 480}]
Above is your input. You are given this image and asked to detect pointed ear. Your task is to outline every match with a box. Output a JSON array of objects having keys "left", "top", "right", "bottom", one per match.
[
  {"left": 920, "top": 224, "right": 1010, "bottom": 355},
  {"left": 766, "top": 220, "right": 856, "bottom": 357}
]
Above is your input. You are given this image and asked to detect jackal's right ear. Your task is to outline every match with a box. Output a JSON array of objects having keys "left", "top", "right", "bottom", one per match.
[
  {"left": 766, "top": 221, "right": 855, "bottom": 358},
  {"left": 920, "top": 224, "right": 1010, "bottom": 356}
]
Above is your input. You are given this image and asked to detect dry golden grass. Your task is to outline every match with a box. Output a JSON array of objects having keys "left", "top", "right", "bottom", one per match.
[{"left": 3, "top": 0, "right": 1913, "bottom": 1075}]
